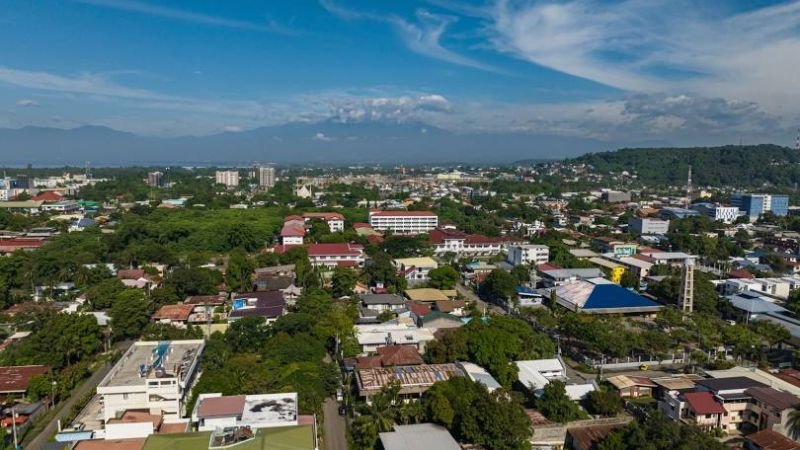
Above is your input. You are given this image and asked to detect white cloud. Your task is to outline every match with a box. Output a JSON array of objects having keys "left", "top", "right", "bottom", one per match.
[
  {"left": 76, "top": 0, "right": 297, "bottom": 34},
  {"left": 16, "top": 99, "right": 39, "bottom": 107},
  {"left": 313, "top": 132, "right": 334, "bottom": 141},
  {"left": 223, "top": 125, "right": 244, "bottom": 132},
  {"left": 322, "top": 93, "right": 452, "bottom": 123}
]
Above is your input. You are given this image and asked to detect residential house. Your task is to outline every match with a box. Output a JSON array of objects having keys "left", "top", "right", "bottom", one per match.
[
  {"left": 394, "top": 257, "right": 438, "bottom": 285},
  {"left": 507, "top": 244, "right": 550, "bottom": 267},
  {"left": 302, "top": 212, "right": 344, "bottom": 232},
  {"left": 356, "top": 345, "right": 424, "bottom": 369},
  {"left": 228, "top": 291, "right": 285, "bottom": 323},
  {"left": 417, "top": 311, "right": 463, "bottom": 329},
  {"left": 379, "top": 424, "right": 460, "bottom": 450},
  {"left": 746, "top": 429, "right": 800, "bottom": 450},
  {"left": 356, "top": 364, "right": 463, "bottom": 399},
  {"left": 280, "top": 216, "right": 305, "bottom": 246},
  {"left": 360, "top": 294, "right": 407, "bottom": 313},
  {"left": 151, "top": 304, "right": 196, "bottom": 328},
  {"left": 745, "top": 386, "right": 800, "bottom": 437},
  {"left": 606, "top": 375, "right": 657, "bottom": 398},
  {"left": 0, "top": 365, "right": 49, "bottom": 398},
  {"left": 191, "top": 392, "right": 298, "bottom": 432}
]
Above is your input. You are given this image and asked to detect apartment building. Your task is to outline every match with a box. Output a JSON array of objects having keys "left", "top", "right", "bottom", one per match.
[
  {"left": 97, "top": 340, "right": 205, "bottom": 423},
  {"left": 368, "top": 210, "right": 438, "bottom": 234},
  {"left": 507, "top": 244, "right": 550, "bottom": 267},
  {"left": 257, "top": 165, "right": 276, "bottom": 188},
  {"left": 215, "top": 170, "right": 240, "bottom": 188}
]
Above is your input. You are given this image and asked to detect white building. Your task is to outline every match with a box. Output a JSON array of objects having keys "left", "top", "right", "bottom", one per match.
[
  {"left": 628, "top": 217, "right": 670, "bottom": 235},
  {"left": 192, "top": 392, "right": 298, "bottom": 432},
  {"left": 690, "top": 203, "right": 741, "bottom": 224},
  {"left": 307, "top": 243, "right": 365, "bottom": 268},
  {"left": 215, "top": 170, "right": 240, "bottom": 188},
  {"left": 368, "top": 210, "right": 438, "bottom": 234},
  {"left": 507, "top": 244, "right": 550, "bottom": 266},
  {"left": 355, "top": 322, "right": 436, "bottom": 354},
  {"left": 429, "top": 228, "right": 518, "bottom": 256},
  {"left": 97, "top": 340, "right": 204, "bottom": 423},
  {"left": 303, "top": 212, "right": 345, "bottom": 232},
  {"left": 257, "top": 166, "right": 276, "bottom": 188},
  {"left": 394, "top": 257, "right": 438, "bottom": 285}
]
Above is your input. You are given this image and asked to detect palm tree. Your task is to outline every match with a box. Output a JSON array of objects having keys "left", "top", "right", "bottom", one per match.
[{"left": 789, "top": 408, "right": 800, "bottom": 439}]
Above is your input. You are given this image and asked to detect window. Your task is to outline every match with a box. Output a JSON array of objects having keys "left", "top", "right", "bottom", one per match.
[{"left": 123, "top": 393, "right": 129, "bottom": 400}]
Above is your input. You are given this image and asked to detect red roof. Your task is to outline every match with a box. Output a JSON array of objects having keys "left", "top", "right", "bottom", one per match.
[
  {"left": 408, "top": 301, "right": 432, "bottom": 317},
  {"left": 369, "top": 210, "right": 437, "bottom": 217},
  {"left": 31, "top": 191, "right": 63, "bottom": 202},
  {"left": 536, "top": 263, "right": 562, "bottom": 271},
  {"left": 280, "top": 222, "right": 306, "bottom": 237},
  {"left": 197, "top": 395, "right": 246, "bottom": 418},
  {"left": 429, "top": 228, "right": 467, "bottom": 244},
  {"left": 152, "top": 304, "right": 194, "bottom": 322},
  {"left": 0, "top": 238, "right": 46, "bottom": 253},
  {"left": 303, "top": 212, "right": 344, "bottom": 220},
  {"left": 0, "top": 365, "right": 49, "bottom": 393},
  {"left": 308, "top": 243, "right": 363, "bottom": 256},
  {"left": 728, "top": 269, "right": 754, "bottom": 279},
  {"left": 464, "top": 234, "right": 502, "bottom": 244},
  {"left": 284, "top": 215, "right": 304, "bottom": 222},
  {"left": 684, "top": 391, "right": 725, "bottom": 415},
  {"left": 353, "top": 222, "right": 372, "bottom": 229},
  {"left": 117, "top": 269, "right": 145, "bottom": 280}
]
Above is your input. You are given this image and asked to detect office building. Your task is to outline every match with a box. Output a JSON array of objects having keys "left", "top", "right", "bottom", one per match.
[
  {"left": 96, "top": 340, "right": 204, "bottom": 423},
  {"left": 690, "top": 203, "right": 741, "bottom": 223},
  {"left": 368, "top": 210, "right": 438, "bottom": 234},
  {"left": 628, "top": 217, "right": 670, "bottom": 235},
  {"left": 602, "top": 190, "right": 631, "bottom": 203},
  {"left": 732, "top": 193, "right": 789, "bottom": 219},
  {"left": 507, "top": 244, "right": 550, "bottom": 266},
  {"left": 215, "top": 170, "right": 240, "bottom": 188},
  {"left": 257, "top": 166, "right": 276, "bottom": 188},
  {"left": 147, "top": 171, "right": 164, "bottom": 188}
]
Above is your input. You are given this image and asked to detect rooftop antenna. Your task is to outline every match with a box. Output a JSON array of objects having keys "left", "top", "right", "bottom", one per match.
[{"left": 685, "top": 165, "right": 692, "bottom": 209}]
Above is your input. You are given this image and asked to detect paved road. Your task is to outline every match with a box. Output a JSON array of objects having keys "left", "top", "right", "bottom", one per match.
[
  {"left": 456, "top": 283, "right": 506, "bottom": 315},
  {"left": 25, "top": 342, "right": 131, "bottom": 450},
  {"left": 323, "top": 398, "right": 346, "bottom": 450}
]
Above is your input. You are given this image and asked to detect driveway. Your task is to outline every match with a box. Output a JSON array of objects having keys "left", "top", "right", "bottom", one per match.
[{"left": 323, "top": 398, "right": 347, "bottom": 450}]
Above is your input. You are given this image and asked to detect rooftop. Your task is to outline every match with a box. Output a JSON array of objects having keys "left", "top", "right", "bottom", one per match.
[
  {"left": 99, "top": 340, "right": 204, "bottom": 389},
  {"left": 404, "top": 288, "right": 449, "bottom": 302},
  {"left": 746, "top": 429, "right": 800, "bottom": 450},
  {"left": 745, "top": 386, "right": 800, "bottom": 411},
  {"left": 379, "top": 424, "right": 460, "bottom": 450},
  {"left": 142, "top": 425, "right": 314, "bottom": 450},
  {"left": 356, "top": 364, "right": 464, "bottom": 396},
  {"left": 369, "top": 210, "right": 437, "bottom": 217},
  {"left": 152, "top": 304, "right": 195, "bottom": 322},
  {"left": 0, "top": 365, "right": 49, "bottom": 393},
  {"left": 684, "top": 391, "right": 725, "bottom": 415},
  {"left": 550, "top": 280, "right": 662, "bottom": 313},
  {"left": 695, "top": 376, "right": 767, "bottom": 392},
  {"left": 393, "top": 257, "right": 438, "bottom": 268}
]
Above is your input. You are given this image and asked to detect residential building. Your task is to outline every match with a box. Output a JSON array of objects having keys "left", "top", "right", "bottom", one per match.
[
  {"left": 356, "top": 363, "right": 463, "bottom": 399},
  {"left": 683, "top": 391, "right": 726, "bottom": 431},
  {"left": 280, "top": 216, "right": 305, "bottom": 245},
  {"left": 256, "top": 165, "right": 276, "bottom": 189},
  {"left": 214, "top": 170, "right": 240, "bottom": 188},
  {"left": 40, "top": 200, "right": 80, "bottom": 213},
  {"left": 746, "top": 429, "right": 800, "bottom": 450},
  {"left": 307, "top": 243, "right": 365, "bottom": 268},
  {"left": 379, "top": 424, "right": 460, "bottom": 450},
  {"left": 591, "top": 237, "right": 638, "bottom": 256},
  {"left": 355, "top": 322, "right": 436, "bottom": 354},
  {"left": 690, "top": 202, "right": 741, "bottom": 223},
  {"left": 428, "top": 228, "right": 515, "bottom": 256},
  {"left": 368, "top": 210, "right": 438, "bottom": 234},
  {"left": 732, "top": 193, "right": 790, "bottom": 219},
  {"left": 360, "top": 293, "right": 407, "bottom": 313},
  {"left": 394, "top": 257, "right": 438, "bottom": 285},
  {"left": 151, "top": 304, "right": 196, "bottom": 328},
  {"left": 516, "top": 358, "right": 567, "bottom": 392},
  {"left": 356, "top": 345, "right": 424, "bottom": 369},
  {"left": 191, "top": 392, "right": 297, "bottom": 432},
  {"left": 602, "top": 190, "right": 631, "bottom": 203},
  {"left": 507, "top": 244, "right": 550, "bottom": 266},
  {"left": 302, "top": 212, "right": 344, "bottom": 232},
  {"left": 97, "top": 340, "right": 205, "bottom": 423},
  {"left": 229, "top": 291, "right": 285, "bottom": 323},
  {"left": 0, "top": 365, "right": 49, "bottom": 398},
  {"left": 745, "top": 386, "right": 800, "bottom": 437},
  {"left": 146, "top": 171, "right": 164, "bottom": 188},
  {"left": 628, "top": 217, "right": 670, "bottom": 235},
  {"left": 457, "top": 362, "right": 501, "bottom": 393},
  {"left": 606, "top": 375, "right": 657, "bottom": 398}
]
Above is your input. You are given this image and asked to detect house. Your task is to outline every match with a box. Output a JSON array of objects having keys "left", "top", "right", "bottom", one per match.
[
  {"left": 361, "top": 293, "right": 407, "bottom": 313},
  {"left": 606, "top": 375, "right": 657, "bottom": 398},
  {"left": 307, "top": 243, "right": 365, "bottom": 268},
  {"left": 682, "top": 391, "right": 726, "bottom": 431},
  {"left": 191, "top": 392, "right": 298, "bottom": 432},
  {"left": 566, "top": 424, "right": 627, "bottom": 450},
  {"left": 417, "top": 311, "right": 463, "bottom": 329},
  {"left": 151, "top": 304, "right": 195, "bottom": 328},
  {"left": 394, "top": 257, "right": 438, "bottom": 285},
  {"left": 591, "top": 237, "right": 637, "bottom": 256},
  {"left": 356, "top": 364, "right": 463, "bottom": 399},
  {"left": 97, "top": 340, "right": 204, "bottom": 423},
  {"left": 379, "top": 424, "right": 460, "bottom": 450},
  {"left": 280, "top": 216, "right": 305, "bottom": 245},
  {"left": 356, "top": 345, "right": 424, "bottom": 369},
  {"left": 368, "top": 210, "right": 438, "bottom": 234},
  {"left": 0, "top": 365, "right": 49, "bottom": 398},
  {"left": 228, "top": 291, "right": 285, "bottom": 323},
  {"left": 516, "top": 358, "right": 566, "bottom": 391},
  {"left": 0, "top": 237, "right": 47, "bottom": 254},
  {"left": 745, "top": 386, "right": 800, "bottom": 437},
  {"left": 457, "top": 362, "right": 501, "bottom": 393},
  {"left": 404, "top": 288, "right": 449, "bottom": 303},
  {"left": 355, "top": 322, "right": 436, "bottom": 354},
  {"left": 432, "top": 300, "right": 466, "bottom": 316},
  {"left": 302, "top": 212, "right": 344, "bottom": 232},
  {"left": 746, "top": 429, "right": 800, "bottom": 450}
]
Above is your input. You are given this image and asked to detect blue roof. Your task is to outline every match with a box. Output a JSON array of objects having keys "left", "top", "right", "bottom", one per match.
[
  {"left": 516, "top": 286, "right": 537, "bottom": 295},
  {"left": 582, "top": 284, "right": 661, "bottom": 310}
]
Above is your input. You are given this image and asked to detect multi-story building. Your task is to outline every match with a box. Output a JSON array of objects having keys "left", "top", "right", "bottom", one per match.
[
  {"left": 303, "top": 212, "right": 345, "bottom": 232},
  {"left": 215, "top": 170, "right": 240, "bottom": 188},
  {"left": 394, "top": 257, "right": 438, "bottom": 285},
  {"left": 690, "top": 202, "right": 741, "bottom": 223},
  {"left": 97, "top": 340, "right": 205, "bottom": 423},
  {"left": 192, "top": 392, "right": 298, "bottom": 432},
  {"left": 257, "top": 166, "right": 276, "bottom": 189},
  {"left": 307, "top": 243, "right": 365, "bottom": 268},
  {"left": 591, "top": 237, "right": 638, "bottom": 256},
  {"left": 147, "top": 171, "right": 164, "bottom": 187},
  {"left": 280, "top": 216, "right": 305, "bottom": 245},
  {"left": 628, "top": 217, "right": 670, "bottom": 235},
  {"left": 429, "top": 228, "right": 519, "bottom": 256},
  {"left": 368, "top": 210, "right": 438, "bottom": 234},
  {"left": 507, "top": 244, "right": 550, "bottom": 266},
  {"left": 602, "top": 190, "right": 631, "bottom": 203},
  {"left": 732, "top": 193, "right": 790, "bottom": 219}
]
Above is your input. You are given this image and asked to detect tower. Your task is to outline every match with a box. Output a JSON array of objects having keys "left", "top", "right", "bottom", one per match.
[
  {"left": 685, "top": 165, "right": 692, "bottom": 209},
  {"left": 795, "top": 128, "right": 799, "bottom": 151},
  {"left": 679, "top": 258, "right": 694, "bottom": 313}
]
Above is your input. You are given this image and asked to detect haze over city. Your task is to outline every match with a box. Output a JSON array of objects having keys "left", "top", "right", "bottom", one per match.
[{"left": 2, "top": 0, "right": 800, "bottom": 163}]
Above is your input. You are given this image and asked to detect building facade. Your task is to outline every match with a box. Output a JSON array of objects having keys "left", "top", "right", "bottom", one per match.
[
  {"left": 257, "top": 166, "right": 276, "bottom": 188},
  {"left": 368, "top": 210, "right": 438, "bottom": 234},
  {"left": 732, "top": 193, "right": 789, "bottom": 219},
  {"left": 690, "top": 203, "right": 741, "bottom": 223},
  {"left": 215, "top": 170, "right": 240, "bottom": 188},
  {"left": 628, "top": 217, "right": 670, "bottom": 235},
  {"left": 507, "top": 244, "right": 550, "bottom": 266}
]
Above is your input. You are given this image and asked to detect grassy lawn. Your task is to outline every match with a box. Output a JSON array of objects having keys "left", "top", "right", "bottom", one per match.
[{"left": 143, "top": 426, "right": 314, "bottom": 450}]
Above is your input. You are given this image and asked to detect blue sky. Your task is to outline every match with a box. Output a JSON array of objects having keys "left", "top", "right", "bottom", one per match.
[{"left": 1, "top": 0, "right": 799, "bottom": 146}]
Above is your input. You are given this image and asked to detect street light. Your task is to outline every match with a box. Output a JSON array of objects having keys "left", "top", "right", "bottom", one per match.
[{"left": 51, "top": 380, "right": 57, "bottom": 409}]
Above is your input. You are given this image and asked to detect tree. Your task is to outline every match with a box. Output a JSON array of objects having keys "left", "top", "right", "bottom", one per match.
[
  {"left": 225, "top": 248, "right": 255, "bottom": 292},
  {"left": 597, "top": 413, "right": 726, "bottom": 450},
  {"left": 510, "top": 265, "right": 531, "bottom": 284},
  {"left": 141, "top": 323, "right": 203, "bottom": 340},
  {"left": 330, "top": 267, "right": 358, "bottom": 298},
  {"left": 163, "top": 266, "right": 221, "bottom": 298},
  {"left": 789, "top": 408, "right": 800, "bottom": 439},
  {"left": 619, "top": 270, "right": 639, "bottom": 290},
  {"left": 27, "top": 373, "right": 54, "bottom": 402},
  {"left": 428, "top": 266, "right": 460, "bottom": 289},
  {"left": 225, "top": 316, "right": 270, "bottom": 353},
  {"left": 86, "top": 278, "right": 125, "bottom": 310},
  {"left": 481, "top": 269, "right": 518, "bottom": 301},
  {"left": 110, "top": 289, "right": 152, "bottom": 339},
  {"left": 535, "top": 380, "right": 583, "bottom": 423},
  {"left": 585, "top": 389, "right": 623, "bottom": 416}
]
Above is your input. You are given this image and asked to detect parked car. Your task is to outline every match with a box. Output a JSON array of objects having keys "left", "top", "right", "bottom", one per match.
[{"left": 336, "top": 389, "right": 344, "bottom": 402}]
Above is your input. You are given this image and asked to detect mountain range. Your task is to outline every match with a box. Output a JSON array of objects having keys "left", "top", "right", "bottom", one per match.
[{"left": 0, "top": 121, "right": 637, "bottom": 165}]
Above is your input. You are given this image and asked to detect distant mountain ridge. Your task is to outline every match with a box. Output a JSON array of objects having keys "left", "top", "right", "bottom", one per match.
[
  {"left": 567, "top": 144, "right": 799, "bottom": 188},
  {"left": 0, "top": 121, "right": 614, "bottom": 165}
]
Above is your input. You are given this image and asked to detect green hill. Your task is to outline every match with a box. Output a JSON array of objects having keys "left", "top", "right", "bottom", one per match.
[{"left": 570, "top": 144, "right": 800, "bottom": 188}]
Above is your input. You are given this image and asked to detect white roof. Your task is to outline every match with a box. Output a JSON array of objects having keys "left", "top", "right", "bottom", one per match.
[
  {"left": 516, "top": 359, "right": 565, "bottom": 391},
  {"left": 457, "top": 362, "right": 502, "bottom": 392},
  {"left": 565, "top": 383, "right": 597, "bottom": 401},
  {"left": 517, "top": 358, "right": 565, "bottom": 373}
]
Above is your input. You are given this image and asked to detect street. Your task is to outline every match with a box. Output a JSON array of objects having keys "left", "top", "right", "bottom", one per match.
[
  {"left": 322, "top": 398, "right": 347, "bottom": 450},
  {"left": 25, "top": 342, "right": 131, "bottom": 450}
]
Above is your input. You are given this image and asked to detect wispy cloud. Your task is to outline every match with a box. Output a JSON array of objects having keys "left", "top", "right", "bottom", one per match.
[
  {"left": 76, "top": 0, "right": 298, "bottom": 34},
  {"left": 320, "top": 0, "right": 501, "bottom": 73},
  {"left": 16, "top": 99, "right": 39, "bottom": 107}
]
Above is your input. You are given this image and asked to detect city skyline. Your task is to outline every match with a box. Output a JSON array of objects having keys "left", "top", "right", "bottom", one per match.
[{"left": 1, "top": 0, "right": 799, "bottom": 153}]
